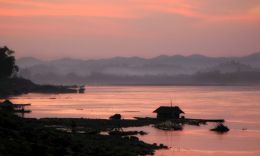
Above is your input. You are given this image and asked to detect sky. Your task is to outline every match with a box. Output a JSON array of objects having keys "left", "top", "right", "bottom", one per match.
[{"left": 0, "top": 0, "right": 260, "bottom": 59}]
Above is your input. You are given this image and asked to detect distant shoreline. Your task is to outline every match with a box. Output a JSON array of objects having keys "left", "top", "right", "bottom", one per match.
[
  {"left": 1, "top": 77, "right": 259, "bottom": 99},
  {"left": 0, "top": 78, "right": 78, "bottom": 98},
  {"left": 85, "top": 83, "right": 260, "bottom": 87}
]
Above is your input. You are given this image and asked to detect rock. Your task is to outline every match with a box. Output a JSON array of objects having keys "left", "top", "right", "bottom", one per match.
[
  {"left": 109, "top": 114, "right": 122, "bottom": 120},
  {"left": 210, "top": 123, "right": 229, "bottom": 133}
]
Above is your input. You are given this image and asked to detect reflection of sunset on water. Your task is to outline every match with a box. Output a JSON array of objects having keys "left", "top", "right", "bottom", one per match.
[{"left": 12, "top": 86, "right": 260, "bottom": 156}]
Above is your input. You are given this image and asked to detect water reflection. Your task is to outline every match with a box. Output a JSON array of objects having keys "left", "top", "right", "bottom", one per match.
[{"left": 12, "top": 86, "right": 260, "bottom": 156}]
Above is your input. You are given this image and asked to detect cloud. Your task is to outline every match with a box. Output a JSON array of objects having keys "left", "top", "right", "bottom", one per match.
[
  {"left": 0, "top": 0, "right": 260, "bottom": 59},
  {"left": 0, "top": 0, "right": 138, "bottom": 18},
  {"left": 0, "top": 0, "right": 259, "bottom": 22},
  {"left": 145, "top": 0, "right": 260, "bottom": 22}
]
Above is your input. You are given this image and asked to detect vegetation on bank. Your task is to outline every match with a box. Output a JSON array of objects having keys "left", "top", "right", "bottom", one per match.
[
  {"left": 0, "top": 46, "right": 78, "bottom": 98},
  {"left": 0, "top": 77, "right": 78, "bottom": 98},
  {"left": 0, "top": 46, "right": 18, "bottom": 79}
]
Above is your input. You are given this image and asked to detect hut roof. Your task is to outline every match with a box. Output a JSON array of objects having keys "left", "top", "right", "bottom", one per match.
[
  {"left": 0, "top": 100, "right": 30, "bottom": 107},
  {"left": 0, "top": 100, "right": 14, "bottom": 106},
  {"left": 153, "top": 106, "right": 184, "bottom": 114}
]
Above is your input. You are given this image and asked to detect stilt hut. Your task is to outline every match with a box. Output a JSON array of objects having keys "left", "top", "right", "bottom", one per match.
[
  {"left": 153, "top": 106, "right": 184, "bottom": 120},
  {"left": 0, "top": 100, "right": 31, "bottom": 117}
]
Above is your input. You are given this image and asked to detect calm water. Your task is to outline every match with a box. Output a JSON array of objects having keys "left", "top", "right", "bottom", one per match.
[{"left": 12, "top": 86, "right": 260, "bottom": 156}]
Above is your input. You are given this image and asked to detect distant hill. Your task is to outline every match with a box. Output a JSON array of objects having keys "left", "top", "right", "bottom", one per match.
[
  {"left": 203, "top": 61, "right": 256, "bottom": 73},
  {"left": 238, "top": 52, "right": 260, "bottom": 67},
  {"left": 16, "top": 57, "right": 43, "bottom": 68},
  {"left": 17, "top": 52, "right": 260, "bottom": 85}
]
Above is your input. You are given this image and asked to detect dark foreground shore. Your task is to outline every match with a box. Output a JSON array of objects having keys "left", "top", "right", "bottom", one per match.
[{"left": 0, "top": 110, "right": 167, "bottom": 156}]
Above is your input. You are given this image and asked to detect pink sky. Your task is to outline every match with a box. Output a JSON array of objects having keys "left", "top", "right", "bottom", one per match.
[{"left": 0, "top": 0, "right": 260, "bottom": 59}]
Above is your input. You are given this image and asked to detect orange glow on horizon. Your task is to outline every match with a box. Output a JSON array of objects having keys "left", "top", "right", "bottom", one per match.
[{"left": 0, "top": 0, "right": 259, "bottom": 22}]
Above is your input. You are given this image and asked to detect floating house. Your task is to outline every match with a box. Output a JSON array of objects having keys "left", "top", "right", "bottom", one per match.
[{"left": 153, "top": 106, "right": 184, "bottom": 119}]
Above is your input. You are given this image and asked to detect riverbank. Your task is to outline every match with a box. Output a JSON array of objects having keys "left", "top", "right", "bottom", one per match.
[
  {"left": 39, "top": 118, "right": 159, "bottom": 131},
  {"left": 0, "top": 77, "right": 78, "bottom": 98},
  {"left": 0, "top": 110, "right": 166, "bottom": 156}
]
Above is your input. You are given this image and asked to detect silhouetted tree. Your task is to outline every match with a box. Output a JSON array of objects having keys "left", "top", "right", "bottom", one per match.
[{"left": 0, "top": 46, "right": 18, "bottom": 79}]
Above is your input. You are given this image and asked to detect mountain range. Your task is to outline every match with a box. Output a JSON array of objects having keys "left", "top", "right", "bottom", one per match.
[{"left": 17, "top": 52, "right": 260, "bottom": 85}]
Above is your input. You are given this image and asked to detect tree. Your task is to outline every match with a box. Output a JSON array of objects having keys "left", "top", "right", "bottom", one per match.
[{"left": 0, "top": 46, "right": 19, "bottom": 79}]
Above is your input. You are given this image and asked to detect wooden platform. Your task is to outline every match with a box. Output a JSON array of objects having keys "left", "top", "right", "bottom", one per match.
[
  {"left": 177, "top": 118, "right": 224, "bottom": 123},
  {"left": 13, "top": 104, "right": 31, "bottom": 107},
  {"left": 135, "top": 117, "right": 224, "bottom": 123}
]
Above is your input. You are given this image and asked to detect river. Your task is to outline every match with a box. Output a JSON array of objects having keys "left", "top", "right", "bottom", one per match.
[{"left": 12, "top": 86, "right": 260, "bottom": 156}]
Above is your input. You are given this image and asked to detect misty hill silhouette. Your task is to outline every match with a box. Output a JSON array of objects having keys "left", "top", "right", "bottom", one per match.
[
  {"left": 16, "top": 57, "right": 43, "bottom": 68},
  {"left": 17, "top": 52, "right": 260, "bottom": 85}
]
